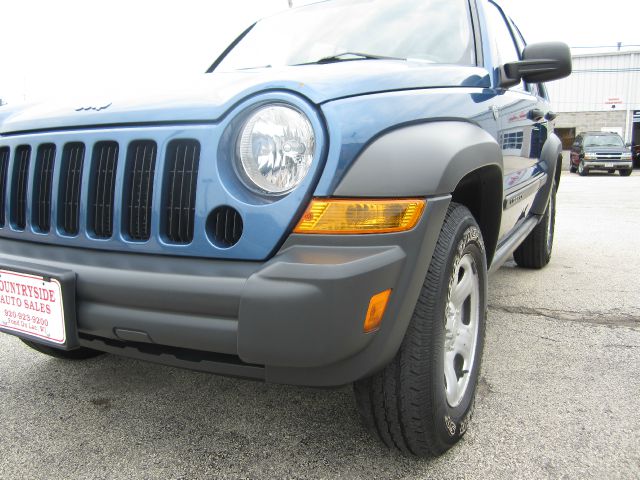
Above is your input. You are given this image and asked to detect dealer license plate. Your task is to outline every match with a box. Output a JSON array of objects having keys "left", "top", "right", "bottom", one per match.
[{"left": 0, "top": 269, "right": 66, "bottom": 345}]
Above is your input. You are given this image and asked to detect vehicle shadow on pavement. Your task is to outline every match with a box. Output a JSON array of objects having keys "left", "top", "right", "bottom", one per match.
[{"left": 5, "top": 347, "right": 475, "bottom": 479}]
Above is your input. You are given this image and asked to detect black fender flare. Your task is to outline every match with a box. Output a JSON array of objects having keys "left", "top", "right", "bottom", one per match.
[
  {"left": 334, "top": 120, "right": 503, "bottom": 197},
  {"left": 531, "top": 132, "right": 563, "bottom": 215}
]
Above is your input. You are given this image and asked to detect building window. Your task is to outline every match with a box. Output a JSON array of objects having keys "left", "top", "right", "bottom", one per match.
[{"left": 501, "top": 131, "right": 524, "bottom": 150}]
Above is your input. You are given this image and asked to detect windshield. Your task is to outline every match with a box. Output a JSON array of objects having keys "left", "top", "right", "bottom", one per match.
[
  {"left": 584, "top": 134, "right": 625, "bottom": 148},
  {"left": 214, "top": 0, "right": 475, "bottom": 71}
]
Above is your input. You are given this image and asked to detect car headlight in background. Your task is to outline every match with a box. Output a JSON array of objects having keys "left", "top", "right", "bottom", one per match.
[
  {"left": 622, "top": 152, "right": 632, "bottom": 160},
  {"left": 236, "top": 104, "right": 315, "bottom": 195},
  {"left": 584, "top": 153, "right": 597, "bottom": 160}
]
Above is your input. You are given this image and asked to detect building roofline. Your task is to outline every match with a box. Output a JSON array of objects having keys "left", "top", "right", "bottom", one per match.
[
  {"left": 571, "top": 49, "right": 640, "bottom": 59},
  {"left": 577, "top": 131, "right": 625, "bottom": 135}
]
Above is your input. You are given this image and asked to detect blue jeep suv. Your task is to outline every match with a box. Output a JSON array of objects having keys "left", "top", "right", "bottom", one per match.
[{"left": 0, "top": 0, "right": 570, "bottom": 457}]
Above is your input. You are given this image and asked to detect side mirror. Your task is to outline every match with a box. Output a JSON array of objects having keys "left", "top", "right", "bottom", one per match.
[
  {"left": 626, "top": 142, "right": 632, "bottom": 148},
  {"left": 500, "top": 42, "right": 572, "bottom": 88}
]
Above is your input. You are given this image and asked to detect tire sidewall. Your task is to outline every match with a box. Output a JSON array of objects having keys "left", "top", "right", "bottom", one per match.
[
  {"left": 431, "top": 218, "right": 487, "bottom": 446},
  {"left": 544, "top": 178, "right": 556, "bottom": 260}
]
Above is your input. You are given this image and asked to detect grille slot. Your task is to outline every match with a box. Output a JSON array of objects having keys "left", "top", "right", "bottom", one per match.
[
  {"left": 595, "top": 153, "right": 622, "bottom": 160},
  {"left": 124, "top": 141, "right": 157, "bottom": 241},
  {"left": 58, "top": 143, "right": 86, "bottom": 235},
  {"left": 11, "top": 146, "right": 31, "bottom": 230},
  {"left": 163, "top": 140, "right": 200, "bottom": 244},
  {"left": 90, "top": 141, "right": 119, "bottom": 238},
  {"left": 207, "top": 206, "right": 243, "bottom": 248},
  {"left": 32, "top": 144, "right": 56, "bottom": 233},
  {"left": 0, "top": 147, "right": 9, "bottom": 227}
]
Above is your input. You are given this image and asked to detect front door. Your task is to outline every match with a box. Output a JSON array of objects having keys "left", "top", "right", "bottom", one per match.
[{"left": 484, "top": 1, "right": 550, "bottom": 242}]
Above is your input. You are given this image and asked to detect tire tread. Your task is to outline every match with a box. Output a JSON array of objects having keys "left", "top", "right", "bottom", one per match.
[
  {"left": 354, "top": 203, "right": 485, "bottom": 457},
  {"left": 514, "top": 181, "right": 556, "bottom": 269}
]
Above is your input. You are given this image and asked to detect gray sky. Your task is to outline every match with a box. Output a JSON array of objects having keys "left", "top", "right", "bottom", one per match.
[{"left": 0, "top": 0, "right": 637, "bottom": 104}]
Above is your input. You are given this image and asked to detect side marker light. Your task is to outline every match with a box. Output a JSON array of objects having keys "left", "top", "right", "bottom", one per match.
[{"left": 364, "top": 289, "right": 392, "bottom": 333}]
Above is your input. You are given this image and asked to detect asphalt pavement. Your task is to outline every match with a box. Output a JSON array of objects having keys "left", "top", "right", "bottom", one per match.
[{"left": 1, "top": 171, "right": 639, "bottom": 480}]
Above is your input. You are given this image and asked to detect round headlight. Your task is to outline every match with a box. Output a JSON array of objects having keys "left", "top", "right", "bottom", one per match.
[{"left": 237, "top": 105, "right": 315, "bottom": 195}]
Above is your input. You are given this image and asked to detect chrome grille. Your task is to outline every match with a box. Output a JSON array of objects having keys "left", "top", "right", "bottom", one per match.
[
  {"left": 32, "top": 144, "right": 56, "bottom": 233},
  {"left": 595, "top": 153, "right": 622, "bottom": 160},
  {"left": 164, "top": 140, "right": 200, "bottom": 244},
  {"left": 124, "top": 140, "right": 157, "bottom": 241}
]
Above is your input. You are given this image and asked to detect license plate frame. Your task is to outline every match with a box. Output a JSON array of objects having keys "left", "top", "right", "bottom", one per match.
[
  {"left": 0, "top": 265, "right": 78, "bottom": 349},
  {"left": 604, "top": 163, "right": 614, "bottom": 168}
]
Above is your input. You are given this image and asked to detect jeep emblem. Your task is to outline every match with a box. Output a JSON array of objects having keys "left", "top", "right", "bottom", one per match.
[{"left": 75, "top": 102, "right": 112, "bottom": 112}]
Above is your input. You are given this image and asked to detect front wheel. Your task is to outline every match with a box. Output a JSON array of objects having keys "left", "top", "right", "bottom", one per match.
[
  {"left": 354, "top": 203, "right": 487, "bottom": 457},
  {"left": 578, "top": 161, "right": 588, "bottom": 176},
  {"left": 620, "top": 169, "right": 632, "bottom": 177}
]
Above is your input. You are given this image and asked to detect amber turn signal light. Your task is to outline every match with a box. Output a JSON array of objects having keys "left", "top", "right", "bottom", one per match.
[
  {"left": 364, "top": 289, "right": 392, "bottom": 333},
  {"left": 294, "top": 198, "right": 425, "bottom": 234}
]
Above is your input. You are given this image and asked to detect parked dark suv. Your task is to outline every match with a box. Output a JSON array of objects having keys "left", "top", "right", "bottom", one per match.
[
  {"left": 570, "top": 132, "right": 633, "bottom": 176},
  {"left": 0, "top": 0, "right": 571, "bottom": 457}
]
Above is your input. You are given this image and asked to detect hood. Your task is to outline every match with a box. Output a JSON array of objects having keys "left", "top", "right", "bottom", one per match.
[{"left": 0, "top": 61, "right": 490, "bottom": 135}]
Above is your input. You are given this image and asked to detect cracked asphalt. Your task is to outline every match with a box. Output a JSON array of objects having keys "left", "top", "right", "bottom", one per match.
[{"left": 1, "top": 171, "right": 639, "bottom": 479}]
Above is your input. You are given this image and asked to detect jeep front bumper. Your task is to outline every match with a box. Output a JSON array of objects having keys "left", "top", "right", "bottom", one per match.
[{"left": 0, "top": 196, "right": 450, "bottom": 386}]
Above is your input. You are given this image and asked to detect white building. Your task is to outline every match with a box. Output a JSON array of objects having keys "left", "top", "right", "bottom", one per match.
[{"left": 546, "top": 50, "right": 640, "bottom": 148}]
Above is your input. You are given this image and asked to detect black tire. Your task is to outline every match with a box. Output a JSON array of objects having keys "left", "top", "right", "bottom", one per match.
[
  {"left": 620, "top": 169, "right": 632, "bottom": 177},
  {"left": 354, "top": 203, "right": 487, "bottom": 457},
  {"left": 513, "top": 179, "right": 556, "bottom": 269},
  {"left": 20, "top": 338, "right": 104, "bottom": 360},
  {"left": 578, "top": 161, "right": 588, "bottom": 176}
]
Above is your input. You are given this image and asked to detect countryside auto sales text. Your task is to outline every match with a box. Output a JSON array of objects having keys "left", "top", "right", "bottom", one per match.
[{"left": 0, "top": 279, "right": 56, "bottom": 314}]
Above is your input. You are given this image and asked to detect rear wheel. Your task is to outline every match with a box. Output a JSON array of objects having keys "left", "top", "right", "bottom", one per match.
[
  {"left": 20, "top": 339, "right": 104, "bottom": 360},
  {"left": 514, "top": 179, "right": 556, "bottom": 269},
  {"left": 354, "top": 203, "right": 487, "bottom": 457}
]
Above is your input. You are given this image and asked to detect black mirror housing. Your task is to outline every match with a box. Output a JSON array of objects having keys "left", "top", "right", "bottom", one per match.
[{"left": 501, "top": 42, "right": 572, "bottom": 88}]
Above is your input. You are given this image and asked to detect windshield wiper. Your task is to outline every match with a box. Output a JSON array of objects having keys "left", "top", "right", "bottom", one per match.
[{"left": 294, "top": 52, "right": 406, "bottom": 66}]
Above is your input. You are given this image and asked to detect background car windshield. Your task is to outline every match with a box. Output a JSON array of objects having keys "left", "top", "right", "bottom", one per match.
[
  {"left": 215, "top": 0, "right": 475, "bottom": 71},
  {"left": 584, "top": 135, "right": 625, "bottom": 147}
]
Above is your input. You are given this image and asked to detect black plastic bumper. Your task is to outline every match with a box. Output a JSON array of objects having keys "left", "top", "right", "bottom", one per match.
[{"left": 0, "top": 196, "right": 450, "bottom": 386}]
